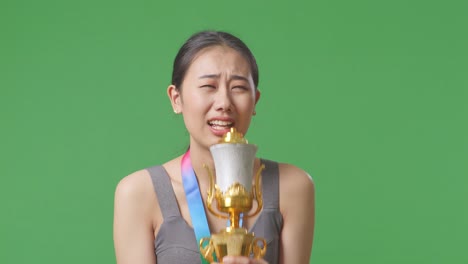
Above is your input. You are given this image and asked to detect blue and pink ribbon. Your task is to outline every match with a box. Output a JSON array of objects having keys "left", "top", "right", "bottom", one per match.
[{"left": 181, "top": 150, "right": 215, "bottom": 263}]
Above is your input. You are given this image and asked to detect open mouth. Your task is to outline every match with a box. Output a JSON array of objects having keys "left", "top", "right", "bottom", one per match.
[{"left": 207, "top": 120, "right": 234, "bottom": 131}]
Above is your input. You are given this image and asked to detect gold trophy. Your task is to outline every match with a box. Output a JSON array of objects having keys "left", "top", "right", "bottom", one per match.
[{"left": 199, "top": 128, "right": 267, "bottom": 263}]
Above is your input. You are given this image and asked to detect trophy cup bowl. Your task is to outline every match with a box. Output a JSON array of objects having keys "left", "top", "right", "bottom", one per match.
[{"left": 199, "top": 128, "right": 267, "bottom": 263}]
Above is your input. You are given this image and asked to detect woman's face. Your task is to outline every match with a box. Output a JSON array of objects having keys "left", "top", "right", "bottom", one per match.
[{"left": 169, "top": 45, "right": 260, "bottom": 150}]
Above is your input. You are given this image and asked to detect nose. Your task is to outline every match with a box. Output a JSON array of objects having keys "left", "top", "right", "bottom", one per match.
[{"left": 213, "top": 86, "right": 233, "bottom": 112}]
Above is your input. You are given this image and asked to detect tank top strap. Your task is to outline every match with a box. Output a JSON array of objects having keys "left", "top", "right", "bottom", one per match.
[
  {"left": 259, "top": 159, "right": 279, "bottom": 210},
  {"left": 147, "top": 165, "right": 181, "bottom": 219}
]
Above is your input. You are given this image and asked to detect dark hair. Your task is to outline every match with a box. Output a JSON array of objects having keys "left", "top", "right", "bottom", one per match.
[{"left": 171, "top": 31, "right": 259, "bottom": 89}]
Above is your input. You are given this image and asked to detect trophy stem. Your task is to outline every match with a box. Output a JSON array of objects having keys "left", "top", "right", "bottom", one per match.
[{"left": 229, "top": 210, "right": 241, "bottom": 229}]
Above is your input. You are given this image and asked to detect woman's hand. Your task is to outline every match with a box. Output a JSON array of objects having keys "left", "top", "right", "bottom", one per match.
[{"left": 212, "top": 256, "right": 268, "bottom": 264}]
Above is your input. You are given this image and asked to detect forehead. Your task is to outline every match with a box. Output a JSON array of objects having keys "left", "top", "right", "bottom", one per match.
[{"left": 186, "top": 46, "right": 252, "bottom": 77}]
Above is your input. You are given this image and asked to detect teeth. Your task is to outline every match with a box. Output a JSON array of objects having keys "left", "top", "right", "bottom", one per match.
[
  {"left": 211, "top": 125, "right": 227, "bottom": 131},
  {"left": 209, "top": 120, "right": 233, "bottom": 126}
]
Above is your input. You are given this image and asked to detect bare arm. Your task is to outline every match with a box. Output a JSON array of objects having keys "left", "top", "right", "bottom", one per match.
[
  {"left": 113, "top": 171, "right": 157, "bottom": 264},
  {"left": 279, "top": 164, "right": 315, "bottom": 264}
]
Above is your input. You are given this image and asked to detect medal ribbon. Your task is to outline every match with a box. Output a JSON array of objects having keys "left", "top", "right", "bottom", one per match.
[{"left": 181, "top": 150, "right": 214, "bottom": 264}]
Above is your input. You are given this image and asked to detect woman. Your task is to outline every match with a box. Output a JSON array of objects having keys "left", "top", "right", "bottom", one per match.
[{"left": 113, "top": 31, "right": 315, "bottom": 264}]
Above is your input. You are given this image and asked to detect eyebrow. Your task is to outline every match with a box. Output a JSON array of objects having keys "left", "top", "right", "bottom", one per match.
[{"left": 198, "top": 74, "right": 249, "bottom": 82}]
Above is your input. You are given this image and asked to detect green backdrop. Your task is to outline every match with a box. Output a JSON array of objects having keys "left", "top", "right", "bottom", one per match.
[{"left": 1, "top": 0, "right": 467, "bottom": 263}]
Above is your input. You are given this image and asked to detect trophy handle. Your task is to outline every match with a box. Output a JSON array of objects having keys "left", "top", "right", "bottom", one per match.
[
  {"left": 251, "top": 237, "right": 267, "bottom": 259},
  {"left": 245, "top": 163, "right": 265, "bottom": 218},
  {"left": 199, "top": 237, "right": 215, "bottom": 263},
  {"left": 203, "top": 164, "right": 229, "bottom": 219}
]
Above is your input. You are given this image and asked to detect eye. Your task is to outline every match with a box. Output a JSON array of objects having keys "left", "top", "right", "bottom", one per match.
[
  {"left": 200, "top": 84, "right": 216, "bottom": 89},
  {"left": 232, "top": 85, "right": 248, "bottom": 91}
]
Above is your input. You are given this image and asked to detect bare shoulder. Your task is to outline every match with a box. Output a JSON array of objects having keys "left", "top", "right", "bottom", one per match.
[
  {"left": 277, "top": 163, "right": 315, "bottom": 217},
  {"left": 278, "top": 163, "right": 315, "bottom": 192},
  {"left": 115, "top": 169, "right": 154, "bottom": 202},
  {"left": 276, "top": 163, "right": 315, "bottom": 262},
  {"left": 114, "top": 169, "right": 159, "bottom": 263},
  {"left": 114, "top": 169, "right": 159, "bottom": 224}
]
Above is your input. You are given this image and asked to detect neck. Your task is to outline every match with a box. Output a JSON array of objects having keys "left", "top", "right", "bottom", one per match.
[{"left": 188, "top": 141, "right": 216, "bottom": 183}]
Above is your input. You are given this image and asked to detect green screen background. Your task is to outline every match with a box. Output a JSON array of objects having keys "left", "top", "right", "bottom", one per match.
[{"left": 1, "top": 0, "right": 467, "bottom": 263}]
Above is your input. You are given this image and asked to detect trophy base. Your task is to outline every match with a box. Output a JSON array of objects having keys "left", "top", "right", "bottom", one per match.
[{"left": 200, "top": 228, "right": 266, "bottom": 263}]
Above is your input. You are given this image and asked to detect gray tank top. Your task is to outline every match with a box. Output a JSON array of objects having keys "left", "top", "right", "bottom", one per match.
[{"left": 147, "top": 159, "right": 283, "bottom": 264}]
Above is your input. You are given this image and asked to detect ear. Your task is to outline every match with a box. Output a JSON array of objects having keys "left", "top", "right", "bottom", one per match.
[
  {"left": 255, "top": 89, "right": 261, "bottom": 105},
  {"left": 167, "top": 85, "right": 182, "bottom": 113}
]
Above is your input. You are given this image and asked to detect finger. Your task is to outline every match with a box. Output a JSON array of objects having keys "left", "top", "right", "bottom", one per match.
[{"left": 252, "top": 259, "right": 268, "bottom": 264}]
